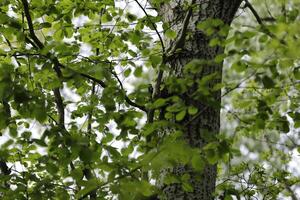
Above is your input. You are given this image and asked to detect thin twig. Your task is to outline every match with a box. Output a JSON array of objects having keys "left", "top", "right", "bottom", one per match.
[
  {"left": 21, "top": 0, "right": 44, "bottom": 49},
  {"left": 21, "top": 1, "right": 82, "bottom": 191},
  {"left": 78, "top": 166, "right": 141, "bottom": 200},
  {"left": 243, "top": 0, "right": 263, "bottom": 25},
  {"left": 22, "top": 0, "right": 66, "bottom": 128},
  {"left": 166, "top": 0, "right": 195, "bottom": 57},
  {"left": 111, "top": 70, "right": 147, "bottom": 112},
  {"left": 22, "top": 0, "right": 108, "bottom": 89},
  {"left": 148, "top": 1, "right": 195, "bottom": 124},
  {"left": 243, "top": 0, "right": 286, "bottom": 45},
  {"left": 53, "top": 88, "right": 65, "bottom": 128},
  {"left": 184, "top": 71, "right": 257, "bottom": 126},
  {"left": 87, "top": 82, "right": 96, "bottom": 134},
  {"left": 0, "top": 100, "right": 12, "bottom": 187},
  {"left": 47, "top": 114, "right": 58, "bottom": 125},
  {"left": 134, "top": 0, "right": 165, "bottom": 53},
  {"left": 284, "top": 182, "right": 298, "bottom": 200}
]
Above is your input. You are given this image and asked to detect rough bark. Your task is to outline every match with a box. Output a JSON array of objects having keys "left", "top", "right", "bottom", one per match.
[{"left": 155, "top": 1, "right": 243, "bottom": 199}]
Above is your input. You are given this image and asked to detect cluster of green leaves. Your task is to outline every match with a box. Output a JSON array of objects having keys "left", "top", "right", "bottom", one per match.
[
  {"left": 0, "top": 0, "right": 300, "bottom": 199},
  {"left": 217, "top": 0, "right": 300, "bottom": 199},
  {"left": 0, "top": 0, "right": 192, "bottom": 199}
]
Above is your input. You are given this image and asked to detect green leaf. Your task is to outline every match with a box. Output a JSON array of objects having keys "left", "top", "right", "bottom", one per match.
[
  {"left": 176, "top": 110, "right": 186, "bottom": 121},
  {"left": 182, "top": 182, "right": 193, "bottom": 192},
  {"left": 9, "top": 124, "right": 18, "bottom": 138},
  {"left": 54, "top": 29, "right": 64, "bottom": 41},
  {"left": 214, "top": 54, "right": 226, "bottom": 63},
  {"left": 46, "top": 162, "right": 59, "bottom": 174},
  {"left": 101, "top": 13, "right": 113, "bottom": 23},
  {"left": 134, "top": 67, "right": 143, "bottom": 77},
  {"left": 32, "top": 139, "right": 47, "bottom": 147},
  {"left": 294, "top": 68, "right": 300, "bottom": 79},
  {"left": 70, "top": 168, "right": 83, "bottom": 181},
  {"left": 209, "top": 38, "right": 220, "bottom": 47},
  {"left": 188, "top": 106, "right": 198, "bottom": 115},
  {"left": 126, "top": 13, "right": 137, "bottom": 22},
  {"left": 102, "top": 132, "right": 114, "bottom": 144},
  {"left": 224, "top": 195, "right": 234, "bottom": 200},
  {"left": 140, "top": 180, "right": 154, "bottom": 196},
  {"left": 105, "top": 146, "right": 121, "bottom": 158},
  {"left": 124, "top": 68, "right": 131, "bottom": 77},
  {"left": 262, "top": 76, "right": 274, "bottom": 88},
  {"left": 79, "top": 147, "right": 93, "bottom": 163},
  {"left": 76, "top": 179, "right": 99, "bottom": 199},
  {"left": 295, "top": 121, "right": 300, "bottom": 129},
  {"left": 165, "top": 29, "right": 177, "bottom": 39},
  {"left": 164, "top": 174, "right": 180, "bottom": 185},
  {"left": 152, "top": 98, "right": 167, "bottom": 108},
  {"left": 277, "top": 116, "right": 290, "bottom": 133},
  {"left": 39, "top": 22, "right": 52, "bottom": 29},
  {"left": 191, "top": 154, "right": 205, "bottom": 172},
  {"left": 0, "top": 13, "right": 10, "bottom": 24},
  {"left": 206, "top": 149, "right": 219, "bottom": 164},
  {"left": 149, "top": 54, "right": 162, "bottom": 67},
  {"left": 55, "top": 188, "right": 70, "bottom": 199}
]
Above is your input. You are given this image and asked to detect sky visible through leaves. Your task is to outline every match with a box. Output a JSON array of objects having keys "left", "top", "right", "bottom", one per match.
[{"left": 1, "top": 0, "right": 300, "bottom": 199}]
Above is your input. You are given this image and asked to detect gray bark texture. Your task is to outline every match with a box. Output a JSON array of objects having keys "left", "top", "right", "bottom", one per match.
[{"left": 155, "top": 1, "right": 243, "bottom": 199}]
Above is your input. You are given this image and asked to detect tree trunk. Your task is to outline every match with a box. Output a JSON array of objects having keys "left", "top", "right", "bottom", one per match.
[{"left": 155, "top": 1, "right": 243, "bottom": 199}]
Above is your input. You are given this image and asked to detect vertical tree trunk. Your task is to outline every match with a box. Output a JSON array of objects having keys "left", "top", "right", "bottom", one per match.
[{"left": 156, "top": 1, "right": 243, "bottom": 199}]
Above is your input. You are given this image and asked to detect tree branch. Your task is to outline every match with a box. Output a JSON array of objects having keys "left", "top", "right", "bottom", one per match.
[
  {"left": 0, "top": 101, "right": 11, "bottom": 179},
  {"left": 243, "top": 0, "right": 263, "bottom": 25},
  {"left": 47, "top": 114, "right": 58, "bottom": 125},
  {"left": 243, "top": 0, "right": 286, "bottom": 45},
  {"left": 53, "top": 88, "right": 65, "bottom": 128},
  {"left": 78, "top": 71, "right": 106, "bottom": 88},
  {"left": 20, "top": 2, "right": 107, "bottom": 198},
  {"left": 21, "top": 0, "right": 44, "bottom": 49},
  {"left": 0, "top": 161, "right": 10, "bottom": 176},
  {"left": 284, "top": 182, "right": 298, "bottom": 200},
  {"left": 134, "top": 0, "right": 165, "bottom": 53},
  {"left": 78, "top": 166, "right": 142, "bottom": 200},
  {"left": 87, "top": 82, "right": 96, "bottom": 134},
  {"left": 0, "top": 100, "right": 12, "bottom": 187},
  {"left": 166, "top": 0, "right": 195, "bottom": 57},
  {"left": 148, "top": 1, "right": 195, "bottom": 124},
  {"left": 21, "top": 0, "right": 66, "bottom": 128},
  {"left": 184, "top": 71, "right": 257, "bottom": 126},
  {"left": 111, "top": 70, "right": 147, "bottom": 112},
  {"left": 22, "top": 0, "right": 107, "bottom": 89}
]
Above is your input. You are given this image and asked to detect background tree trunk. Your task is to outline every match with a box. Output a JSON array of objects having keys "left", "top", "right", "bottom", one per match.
[{"left": 156, "top": 1, "right": 243, "bottom": 199}]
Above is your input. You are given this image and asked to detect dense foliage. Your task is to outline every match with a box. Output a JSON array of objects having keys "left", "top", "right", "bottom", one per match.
[{"left": 0, "top": 0, "right": 299, "bottom": 199}]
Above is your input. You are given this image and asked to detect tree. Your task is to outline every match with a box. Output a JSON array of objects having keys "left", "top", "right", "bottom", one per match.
[{"left": 0, "top": 0, "right": 300, "bottom": 200}]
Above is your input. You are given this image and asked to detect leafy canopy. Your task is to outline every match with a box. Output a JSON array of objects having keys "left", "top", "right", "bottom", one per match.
[{"left": 0, "top": 0, "right": 300, "bottom": 199}]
